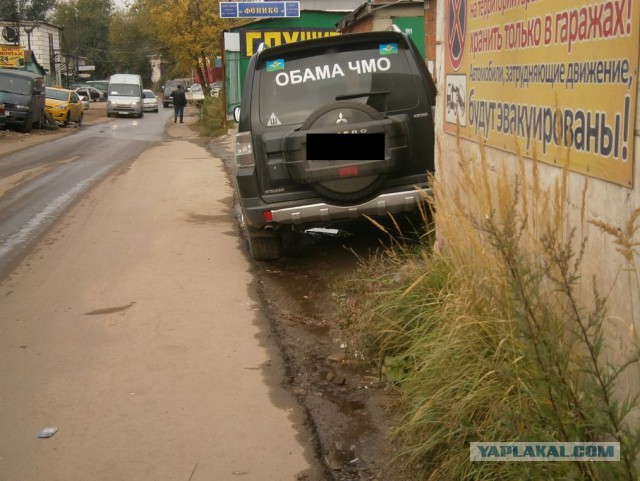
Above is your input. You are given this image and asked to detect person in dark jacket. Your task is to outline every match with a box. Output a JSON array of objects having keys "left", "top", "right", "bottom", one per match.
[{"left": 171, "top": 84, "right": 187, "bottom": 123}]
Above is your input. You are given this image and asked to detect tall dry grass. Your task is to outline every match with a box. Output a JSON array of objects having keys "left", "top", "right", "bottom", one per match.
[{"left": 336, "top": 141, "right": 640, "bottom": 480}]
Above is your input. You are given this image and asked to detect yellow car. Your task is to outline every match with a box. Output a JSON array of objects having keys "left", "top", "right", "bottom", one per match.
[{"left": 45, "top": 87, "right": 84, "bottom": 126}]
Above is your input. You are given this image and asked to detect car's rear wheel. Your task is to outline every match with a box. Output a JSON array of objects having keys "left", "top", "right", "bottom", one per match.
[
  {"left": 77, "top": 112, "right": 83, "bottom": 126},
  {"left": 63, "top": 112, "right": 70, "bottom": 126}
]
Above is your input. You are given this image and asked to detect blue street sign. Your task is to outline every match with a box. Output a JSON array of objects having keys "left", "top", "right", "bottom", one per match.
[
  {"left": 219, "top": 1, "right": 300, "bottom": 18},
  {"left": 220, "top": 3, "right": 238, "bottom": 17}
]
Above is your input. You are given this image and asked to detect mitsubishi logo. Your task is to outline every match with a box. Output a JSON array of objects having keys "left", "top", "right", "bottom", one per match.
[{"left": 336, "top": 112, "right": 347, "bottom": 124}]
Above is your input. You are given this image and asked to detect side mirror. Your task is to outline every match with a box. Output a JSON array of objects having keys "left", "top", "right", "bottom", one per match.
[{"left": 233, "top": 106, "right": 241, "bottom": 123}]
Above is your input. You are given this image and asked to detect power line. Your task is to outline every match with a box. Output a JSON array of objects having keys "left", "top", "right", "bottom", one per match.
[{"left": 82, "top": 45, "right": 162, "bottom": 55}]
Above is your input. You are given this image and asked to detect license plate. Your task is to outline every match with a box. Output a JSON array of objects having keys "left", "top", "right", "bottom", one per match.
[{"left": 307, "top": 133, "right": 384, "bottom": 161}]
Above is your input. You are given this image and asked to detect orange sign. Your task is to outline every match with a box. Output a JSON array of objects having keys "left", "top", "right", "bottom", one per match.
[{"left": 0, "top": 45, "right": 25, "bottom": 67}]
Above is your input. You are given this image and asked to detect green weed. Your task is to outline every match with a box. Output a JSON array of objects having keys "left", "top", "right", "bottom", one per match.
[
  {"left": 336, "top": 146, "right": 640, "bottom": 480},
  {"left": 195, "top": 96, "right": 227, "bottom": 138}
]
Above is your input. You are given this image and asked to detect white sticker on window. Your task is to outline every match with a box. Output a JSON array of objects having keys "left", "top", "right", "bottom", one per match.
[
  {"left": 273, "top": 57, "right": 392, "bottom": 87},
  {"left": 268, "top": 113, "right": 282, "bottom": 126}
]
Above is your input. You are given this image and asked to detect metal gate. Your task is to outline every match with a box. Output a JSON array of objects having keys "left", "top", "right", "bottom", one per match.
[{"left": 225, "top": 51, "right": 241, "bottom": 119}]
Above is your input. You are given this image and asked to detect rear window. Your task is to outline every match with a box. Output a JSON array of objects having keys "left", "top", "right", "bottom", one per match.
[{"left": 258, "top": 41, "right": 419, "bottom": 127}]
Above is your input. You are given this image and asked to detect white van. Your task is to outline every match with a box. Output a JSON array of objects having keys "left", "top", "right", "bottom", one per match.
[{"left": 106, "top": 74, "right": 144, "bottom": 118}]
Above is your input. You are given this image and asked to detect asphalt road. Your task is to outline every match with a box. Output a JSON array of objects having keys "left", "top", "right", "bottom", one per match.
[
  {"left": 0, "top": 111, "right": 165, "bottom": 277},
  {"left": 0, "top": 107, "right": 324, "bottom": 480}
]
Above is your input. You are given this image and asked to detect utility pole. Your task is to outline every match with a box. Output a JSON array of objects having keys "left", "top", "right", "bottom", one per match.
[
  {"left": 65, "top": 50, "right": 70, "bottom": 88},
  {"left": 24, "top": 25, "right": 35, "bottom": 50}
]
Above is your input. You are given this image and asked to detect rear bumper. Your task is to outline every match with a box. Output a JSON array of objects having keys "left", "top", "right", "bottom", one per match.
[{"left": 242, "top": 187, "right": 430, "bottom": 228}]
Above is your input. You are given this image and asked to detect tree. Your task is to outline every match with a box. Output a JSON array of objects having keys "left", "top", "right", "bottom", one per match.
[
  {"left": 0, "top": 0, "right": 20, "bottom": 21},
  {"left": 136, "top": 0, "right": 226, "bottom": 94},
  {"left": 109, "top": 9, "right": 154, "bottom": 85},
  {"left": 0, "top": 0, "right": 57, "bottom": 22},
  {"left": 52, "top": 0, "right": 112, "bottom": 79}
]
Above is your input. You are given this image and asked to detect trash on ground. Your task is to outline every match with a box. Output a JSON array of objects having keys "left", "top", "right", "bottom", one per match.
[
  {"left": 305, "top": 228, "right": 341, "bottom": 236},
  {"left": 37, "top": 427, "right": 58, "bottom": 438}
]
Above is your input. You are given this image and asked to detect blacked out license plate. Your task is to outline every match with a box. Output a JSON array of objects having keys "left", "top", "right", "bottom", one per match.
[{"left": 306, "top": 133, "right": 384, "bottom": 161}]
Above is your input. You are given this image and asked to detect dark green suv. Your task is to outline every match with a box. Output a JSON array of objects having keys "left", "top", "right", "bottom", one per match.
[{"left": 235, "top": 30, "right": 436, "bottom": 260}]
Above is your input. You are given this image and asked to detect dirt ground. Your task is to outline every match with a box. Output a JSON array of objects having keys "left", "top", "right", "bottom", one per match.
[
  {"left": 0, "top": 101, "right": 110, "bottom": 156},
  {"left": 0, "top": 105, "right": 326, "bottom": 481},
  {"left": 1, "top": 104, "right": 420, "bottom": 481}
]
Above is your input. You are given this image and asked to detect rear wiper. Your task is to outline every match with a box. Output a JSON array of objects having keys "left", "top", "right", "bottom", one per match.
[{"left": 335, "top": 91, "right": 390, "bottom": 101}]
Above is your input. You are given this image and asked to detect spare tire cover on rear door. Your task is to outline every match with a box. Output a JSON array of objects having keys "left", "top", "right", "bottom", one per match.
[{"left": 297, "top": 101, "right": 391, "bottom": 203}]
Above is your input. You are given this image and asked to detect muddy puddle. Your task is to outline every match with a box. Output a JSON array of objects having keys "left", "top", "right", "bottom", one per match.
[{"left": 255, "top": 224, "right": 421, "bottom": 481}]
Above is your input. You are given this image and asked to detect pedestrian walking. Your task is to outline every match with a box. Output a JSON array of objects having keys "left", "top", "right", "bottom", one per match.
[{"left": 171, "top": 84, "right": 187, "bottom": 123}]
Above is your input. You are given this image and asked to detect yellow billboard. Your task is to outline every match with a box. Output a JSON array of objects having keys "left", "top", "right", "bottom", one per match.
[
  {"left": 0, "top": 44, "right": 25, "bottom": 68},
  {"left": 443, "top": 0, "right": 639, "bottom": 187},
  {"left": 240, "top": 28, "right": 339, "bottom": 57}
]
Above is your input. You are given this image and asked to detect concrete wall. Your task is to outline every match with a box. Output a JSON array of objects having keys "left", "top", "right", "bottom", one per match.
[
  {"left": 435, "top": 0, "right": 640, "bottom": 413},
  {"left": 424, "top": 0, "right": 437, "bottom": 72}
]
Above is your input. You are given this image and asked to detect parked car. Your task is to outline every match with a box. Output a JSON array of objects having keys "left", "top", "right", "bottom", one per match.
[
  {"left": 85, "top": 80, "right": 109, "bottom": 100},
  {"left": 186, "top": 83, "right": 205, "bottom": 103},
  {"left": 75, "top": 86, "right": 103, "bottom": 102},
  {"left": 210, "top": 81, "right": 222, "bottom": 97},
  {"left": 142, "top": 89, "right": 159, "bottom": 112},
  {"left": 234, "top": 30, "right": 437, "bottom": 260},
  {"left": 45, "top": 87, "right": 84, "bottom": 126},
  {"left": 0, "top": 101, "right": 6, "bottom": 128},
  {"left": 78, "top": 94, "right": 90, "bottom": 110},
  {"left": 0, "top": 69, "right": 45, "bottom": 132}
]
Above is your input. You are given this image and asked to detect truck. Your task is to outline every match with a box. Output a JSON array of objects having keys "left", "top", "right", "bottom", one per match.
[
  {"left": 0, "top": 69, "right": 45, "bottom": 132},
  {"left": 106, "top": 74, "right": 143, "bottom": 118}
]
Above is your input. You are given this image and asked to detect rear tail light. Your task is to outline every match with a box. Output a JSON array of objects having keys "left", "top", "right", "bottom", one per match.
[{"left": 235, "top": 131, "right": 255, "bottom": 167}]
